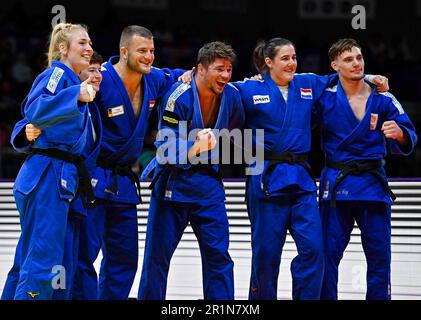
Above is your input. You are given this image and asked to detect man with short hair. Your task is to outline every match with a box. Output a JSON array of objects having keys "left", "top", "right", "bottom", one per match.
[
  {"left": 315, "top": 38, "right": 417, "bottom": 300},
  {"left": 72, "top": 25, "right": 190, "bottom": 300},
  {"left": 138, "top": 41, "right": 245, "bottom": 300}
]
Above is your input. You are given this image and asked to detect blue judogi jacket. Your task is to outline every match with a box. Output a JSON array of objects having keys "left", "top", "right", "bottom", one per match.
[
  {"left": 67, "top": 101, "right": 102, "bottom": 216},
  {"left": 233, "top": 73, "right": 337, "bottom": 196},
  {"left": 12, "top": 61, "right": 92, "bottom": 200},
  {"left": 315, "top": 81, "right": 417, "bottom": 204},
  {"left": 143, "top": 75, "right": 245, "bottom": 204},
  {"left": 91, "top": 56, "right": 185, "bottom": 204},
  {"left": 11, "top": 100, "right": 102, "bottom": 216}
]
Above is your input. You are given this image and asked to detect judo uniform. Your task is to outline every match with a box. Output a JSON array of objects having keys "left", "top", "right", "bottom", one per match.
[
  {"left": 2, "top": 98, "right": 101, "bottom": 300},
  {"left": 4, "top": 61, "right": 93, "bottom": 300},
  {"left": 316, "top": 81, "right": 417, "bottom": 300},
  {"left": 233, "top": 73, "right": 336, "bottom": 300},
  {"left": 138, "top": 76, "right": 244, "bottom": 300},
  {"left": 72, "top": 56, "right": 185, "bottom": 300}
]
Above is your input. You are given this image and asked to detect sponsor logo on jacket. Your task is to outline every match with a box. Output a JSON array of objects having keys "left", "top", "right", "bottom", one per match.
[{"left": 253, "top": 95, "right": 270, "bottom": 104}]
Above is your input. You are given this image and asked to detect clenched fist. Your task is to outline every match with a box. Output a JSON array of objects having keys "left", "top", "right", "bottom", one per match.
[
  {"left": 188, "top": 128, "right": 217, "bottom": 160},
  {"left": 25, "top": 123, "right": 42, "bottom": 142},
  {"left": 382, "top": 120, "right": 408, "bottom": 145},
  {"left": 381, "top": 120, "right": 403, "bottom": 139}
]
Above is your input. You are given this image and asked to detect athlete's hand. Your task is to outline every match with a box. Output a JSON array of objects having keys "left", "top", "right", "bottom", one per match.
[
  {"left": 244, "top": 74, "right": 262, "bottom": 81},
  {"left": 179, "top": 68, "right": 195, "bottom": 83},
  {"left": 25, "top": 123, "right": 42, "bottom": 142},
  {"left": 79, "top": 75, "right": 96, "bottom": 102},
  {"left": 196, "top": 128, "right": 216, "bottom": 152},
  {"left": 382, "top": 120, "right": 404, "bottom": 140},
  {"left": 372, "top": 75, "right": 389, "bottom": 92},
  {"left": 188, "top": 129, "right": 216, "bottom": 160}
]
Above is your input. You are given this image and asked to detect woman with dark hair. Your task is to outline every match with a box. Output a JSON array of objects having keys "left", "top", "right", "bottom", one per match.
[{"left": 233, "top": 37, "right": 386, "bottom": 300}]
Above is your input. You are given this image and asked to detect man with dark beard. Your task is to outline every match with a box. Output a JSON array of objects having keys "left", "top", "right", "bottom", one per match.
[{"left": 72, "top": 25, "right": 189, "bottom": 300}]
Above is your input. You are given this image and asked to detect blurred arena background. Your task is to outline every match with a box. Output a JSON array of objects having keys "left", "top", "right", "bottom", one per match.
[{"left": 0, "top": 0, "right": 420, "bottom": 179}]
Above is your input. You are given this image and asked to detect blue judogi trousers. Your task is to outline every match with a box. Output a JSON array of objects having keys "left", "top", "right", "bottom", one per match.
[
  {"left": 72, "top": 199, "right": 138, "bottom": 300},
  {"left": 247, "top": 191, "right": 324, "bottom": 300},
  {"left": 320, "top": 201, "right": 391, "bottom": 300},
  {"left": 138, "top": 197, "right": 234, "bottom": 300}
]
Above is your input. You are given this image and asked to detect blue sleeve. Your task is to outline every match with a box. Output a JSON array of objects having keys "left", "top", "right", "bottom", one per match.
[
  {"left": 155, "top": 67, "right": 187, "bottom": 99},
  {"left": 228, "top": 90, "right": 245, "bottom": 131},
  {"left": 311, "top": 100, "right": 323, "bottom": 129},
  {"left": 24, "top": 71, "right": 82, "bottom": 130},
  {"left": 382, "top": 94, "right": 418, "bottom": 155},
  {"left": 231, "top": 80, "right": 243, "bottom": 91},
  {"left": 309, "top": 73, "right": 338, "bottom": 101},
  {"left": 10, "top": 118, "right": 32, "bottom": 153},
  {"left": 155, "top": 93, "right": 194, "bottom": 170}
]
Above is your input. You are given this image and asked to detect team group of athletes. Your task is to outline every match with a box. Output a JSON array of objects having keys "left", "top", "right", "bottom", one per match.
[{"left": 0, "top": 22, "right": 417, "bottom": 300}]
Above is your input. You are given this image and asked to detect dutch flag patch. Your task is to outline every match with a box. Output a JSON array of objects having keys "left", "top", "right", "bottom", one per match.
[{"left": 300, "top": 88, "right": 313, "bottom": 99}]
